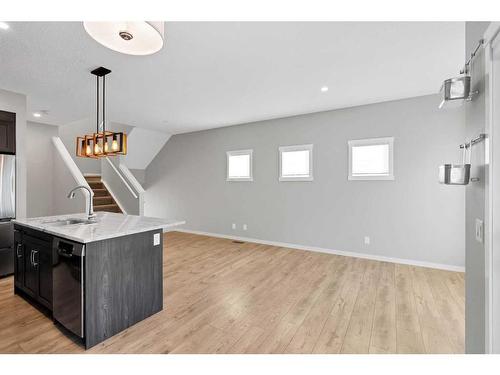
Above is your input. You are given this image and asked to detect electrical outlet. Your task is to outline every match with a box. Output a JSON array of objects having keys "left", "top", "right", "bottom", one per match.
[
  {"left": 243, "top": 224, "right": 248, "bottom": 231},
  {"left": 232, "top": 223, "right": 236, "bottom": 230},
  {"left": 475, "top": 218, "right": 483, "bottom": 243},
  {"left": 364, "top": 236, "right": 370, "bottom": 245},
  {"left": 153, "top": 233, "right": 160, "bottom": 246}
]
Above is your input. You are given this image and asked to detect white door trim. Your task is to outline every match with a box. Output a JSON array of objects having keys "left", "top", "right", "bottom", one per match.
[{"left": 484, "top": 21, "right": 500, "bottom": 354}]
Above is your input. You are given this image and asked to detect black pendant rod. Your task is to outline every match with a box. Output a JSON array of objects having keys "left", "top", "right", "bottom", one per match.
[
  {"left": 103, "top": 75, "right": 106, "bottom": 134},
  {"left": 90, "top": 66, "right": 112, "bottom": 135},
  {"left": 96, "top": 75, "right": 100, "bottom": 133}
]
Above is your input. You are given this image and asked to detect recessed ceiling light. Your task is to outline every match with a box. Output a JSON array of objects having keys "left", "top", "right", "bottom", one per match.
[
  {"left": 33, "top": 112, "right": 42, "bottom": 118},
  {"left": 321, "top": 86, "right": 329, "bottom": 93},
  {"left": 0, "top": 22, "right": 9, "bottom": 30}
]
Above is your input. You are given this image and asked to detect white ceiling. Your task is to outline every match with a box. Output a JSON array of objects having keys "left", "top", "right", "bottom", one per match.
[{"left": 0, "top": 22, "right": 464, "bottom": 134}]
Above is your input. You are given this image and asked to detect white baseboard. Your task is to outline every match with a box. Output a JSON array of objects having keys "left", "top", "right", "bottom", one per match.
[{"left": 175, "top": 228, "right": 465, "bottom": 273}]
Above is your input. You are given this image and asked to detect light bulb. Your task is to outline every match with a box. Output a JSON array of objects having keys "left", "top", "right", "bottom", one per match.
[
  {"left": 111, "top": 139, "right": 119, "bottom": 151},
  {"left": 86, "top": 144, "right": 91, "bottom": 155},
  {"left": 104, "top": 142, "right": 109, "bottom": 153},
  {"left": 94, "top": 143, "right": 101, "bottom": 154}
]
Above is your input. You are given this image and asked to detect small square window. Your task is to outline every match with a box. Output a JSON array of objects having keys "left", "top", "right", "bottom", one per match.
[
  {"left": 348, "top": 137, "right": 394, "bottom": 180},
  {"left": 227, "top": 149, "right": 253, "bottom": 181},
  {"left": 279, "top": 144, "right": 313, "bottom": 181}
]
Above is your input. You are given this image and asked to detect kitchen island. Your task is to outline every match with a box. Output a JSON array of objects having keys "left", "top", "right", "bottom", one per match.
[{"left": 13, "top": 212, "right": 184, "bottom": 349}]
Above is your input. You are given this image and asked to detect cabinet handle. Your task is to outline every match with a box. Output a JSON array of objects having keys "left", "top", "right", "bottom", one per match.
[
  {"left": 32, "top": 250, "right": 39, "bottom": 267},
  {"left": 30, "top": 250, "right": 34, "bottom": 267},
  {"left": 16, "top": 244, "right": 23, "bottom": 258}
]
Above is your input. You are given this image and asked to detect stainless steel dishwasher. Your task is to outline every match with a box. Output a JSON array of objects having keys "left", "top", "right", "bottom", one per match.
[{"left": 52, "top": 238, "right": 85, "bottom": 338}]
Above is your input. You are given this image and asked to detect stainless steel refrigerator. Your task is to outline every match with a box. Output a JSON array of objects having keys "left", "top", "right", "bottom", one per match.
[{"left": 0, "top": 154, "right": 15, "bottom": 277}]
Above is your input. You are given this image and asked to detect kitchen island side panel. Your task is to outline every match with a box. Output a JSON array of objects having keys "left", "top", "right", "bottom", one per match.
[{"left": 84, "top": 229, "right": 163, "bottom": 348}]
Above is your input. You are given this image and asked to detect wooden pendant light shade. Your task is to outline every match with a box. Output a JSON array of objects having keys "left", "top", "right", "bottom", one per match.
[{"left": 76, "top": 132, "right": 127, "bottom": 158}]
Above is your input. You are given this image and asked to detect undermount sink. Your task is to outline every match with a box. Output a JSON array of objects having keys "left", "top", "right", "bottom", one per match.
[{"left": 43, "top": 218, "right": 98, "bottom": 226}]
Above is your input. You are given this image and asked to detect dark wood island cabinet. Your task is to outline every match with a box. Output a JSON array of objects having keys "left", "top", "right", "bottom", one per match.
[{"left": 12, "top": 212, "right": 184, "bottom": 349}]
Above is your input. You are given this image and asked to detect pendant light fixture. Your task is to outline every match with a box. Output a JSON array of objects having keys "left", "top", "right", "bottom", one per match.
[
  {"left": 76, "top": 67, "right": 127, "bottom": 158},
  {"left": 83, "top": 22, "right": 164, "bottom": 56}
]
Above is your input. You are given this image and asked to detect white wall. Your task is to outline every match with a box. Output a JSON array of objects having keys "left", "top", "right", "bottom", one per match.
[
  {"left": 26, "top": 122, "right": 58, "bottom": 217},
  {"left": 146, "top": 94, "right": 466, "bottom": 269},
  {"left": 0, "top": 89, "right": 27, "bottom": 218},
  {"left": 122, "top": 127, "right": 171, "bottom": 170}
]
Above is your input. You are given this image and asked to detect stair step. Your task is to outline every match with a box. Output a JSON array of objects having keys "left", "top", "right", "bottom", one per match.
[
  {"left": 85, "top": 176, "right": 121, "bottom": 213},
  {"left": 88, "top": 181, "right": 104, "bottom": 189},
  {"left": 93, "top": 188, "right": 108, "bottom": 197},
  {"left": 84, "top": 175, "right": 102, "bottom": 182},
  {"left": 93, "top": 196, "right": 113, "bottom": 205},
  {"left": 94, "top": 204, "right": 121, "bottom": 213}
]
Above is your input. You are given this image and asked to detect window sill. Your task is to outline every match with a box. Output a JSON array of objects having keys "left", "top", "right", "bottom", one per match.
[
  {"left": 279, "top": 176, "right": 314, "bottom": 182},
  {"left": 348, "top": 175, "right": 394, "bottom": 181},
  {"left": 227, "top": 177, "right": 254, "bottom": 182}
]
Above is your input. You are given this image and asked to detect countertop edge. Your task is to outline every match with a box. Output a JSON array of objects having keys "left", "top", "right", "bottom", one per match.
[{"left": 13, "top": 218, "right": 186, "bottom": 244}]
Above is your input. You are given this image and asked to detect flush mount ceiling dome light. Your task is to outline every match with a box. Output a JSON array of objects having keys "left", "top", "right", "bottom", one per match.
[{"left": 83, "top": 21, "right": 164, "bottom": 56}]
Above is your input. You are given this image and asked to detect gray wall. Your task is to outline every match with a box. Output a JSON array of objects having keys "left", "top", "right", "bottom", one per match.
[
  {"left": 130, "top": 169, "right": 146, "bottom": 185},
  {"left": 465, "top": 21, "right": 490, "bottom": 354},
  {"left": 146, "top": 94, "right": 466, "bottom": 268},
  {"left": 26, "top": 122, "right": 58, "bottom": 217}
]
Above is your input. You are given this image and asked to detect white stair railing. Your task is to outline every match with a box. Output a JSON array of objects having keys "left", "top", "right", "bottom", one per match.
[
  {"left": 104, "top": 157, "right": 138, "bottom": 199},
  {"left": 102, "top": 156, "right": 146, "bottom": 215},
  {"left": 119, "top": 162, "right": 146, "bottom": 216}
]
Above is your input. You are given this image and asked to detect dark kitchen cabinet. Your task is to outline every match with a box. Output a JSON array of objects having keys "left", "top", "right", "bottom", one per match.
[
  {"left": 14, "top": 228, "right": 53, "bottom": 310},
  {"left": 38, "top": 244, "right": 53, "bottom": 307},
  {"left": 23, "top": 238, "right": 39, "bottom": 298},
  {"left": 0, "top": 110, "right": 16, "bottom": 154}
]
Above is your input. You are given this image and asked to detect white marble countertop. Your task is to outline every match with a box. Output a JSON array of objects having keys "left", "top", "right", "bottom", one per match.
[{"left": 13, "top": 212, "right": 185, "bottom": 243}]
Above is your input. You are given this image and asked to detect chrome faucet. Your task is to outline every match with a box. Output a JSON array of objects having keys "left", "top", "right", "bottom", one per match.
[{"left": 67, "top": 185, "right": 96, "bottom": 221}]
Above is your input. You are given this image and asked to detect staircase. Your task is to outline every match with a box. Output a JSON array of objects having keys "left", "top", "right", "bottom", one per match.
[{"left": 84, "top": 175, "right": 122, "bottom": 213}]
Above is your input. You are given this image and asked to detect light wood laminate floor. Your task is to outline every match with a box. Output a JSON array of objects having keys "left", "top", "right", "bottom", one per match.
[{"left": 0, "top": 232, "right": 465, "bottom": 354}]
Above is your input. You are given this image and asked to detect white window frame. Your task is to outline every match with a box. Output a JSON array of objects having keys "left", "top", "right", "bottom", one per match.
[
  {"left": 279, "top": 144, "right": 314, "bottom": 182},
  {"left": 348, "top": 137, "right": 394, "bottom": 181},
  {"left": 226, "top": 149, "right": 253, "bottom": 182}
]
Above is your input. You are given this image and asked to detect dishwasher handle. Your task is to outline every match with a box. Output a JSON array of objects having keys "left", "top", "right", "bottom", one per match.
[{"left": 57, "top": 249, "right": 73, "bottom": 258}]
